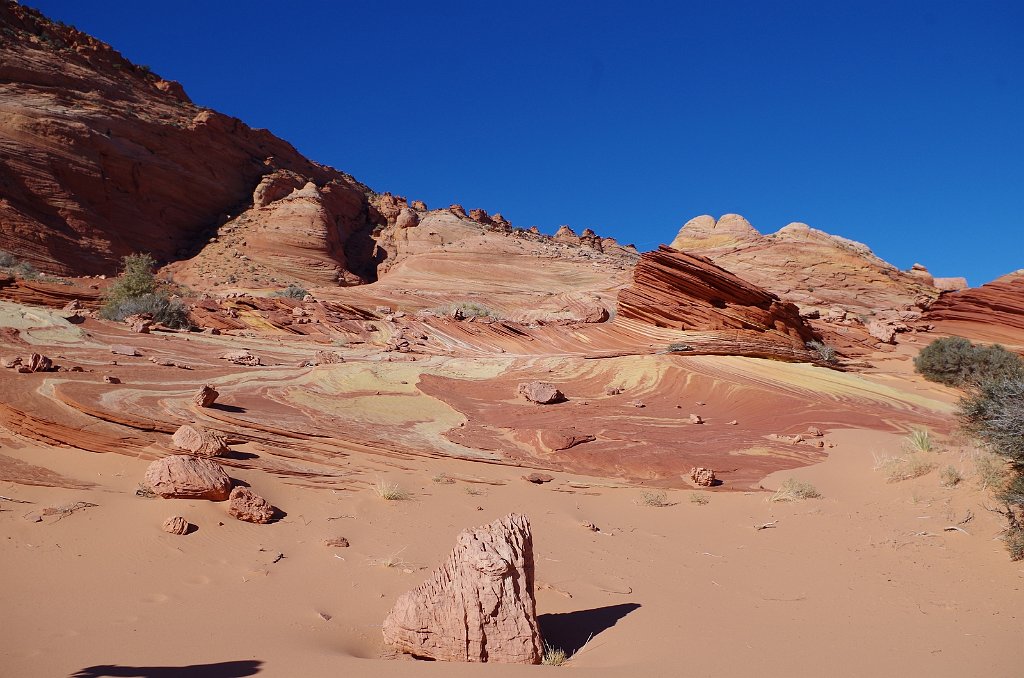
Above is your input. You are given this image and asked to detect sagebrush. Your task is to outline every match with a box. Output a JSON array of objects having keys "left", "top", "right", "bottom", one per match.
[
  {"left": 914, "top": 336, "right": 1023, "bottom": 387},
  {"left": 99, "top": 253, "right": 190, "bottom": 328}
]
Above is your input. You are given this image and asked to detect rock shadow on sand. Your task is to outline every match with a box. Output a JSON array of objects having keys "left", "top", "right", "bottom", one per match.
[
  {"left": 69, "top": 660, "right": 261, "bottom": 678},
  {"left": 539, "top": 602, "right": 640, "bottom": 654}
]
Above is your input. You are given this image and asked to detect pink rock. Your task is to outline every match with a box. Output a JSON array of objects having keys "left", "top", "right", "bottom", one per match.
[
  {"left": 629, "top": 400, "right": 646, "bottom": 408},
  {"left": 807, "top": 426, "right": 823, "bottom": 437},
  {"left": 448, "top": 204, "right": 467, "bottom": 218},
  {"left": 62, "top": 299, "right": 82, "bottom": 312},
  {"left": 517, "top": 381, "right": 564, "bottom": 404},
  {"left": 124, "top": 314, "right": 153, "bottom": 333},
  {"left": 1, "top": 356, "right": 21, "bottom": 369},
  {"left": 866, "top": 320, "right": 897, "bottom": 344},
  {"left": 523, "top": 473, "right": 554, "bottom": 484},
  {"left": 395, "top": 207, "right": 419, "bottom": 229},
  {"left": 690, "top": 467, "right": 716, "bottom": 487},
  {"left": 227, "top": 486, "right": 274, "bottom": 524},
  {"left": 382, "top": 514, "right": 542, "bottom": 664},
  {"left": 103, "top": 375, "right": 121, "bottom": 384},
  {"left": 688, "top": 413, "right": 704, "bottom": 424},
  {"left": 172, "top": 424, "right": 229, "bottom": 457},
  {"left": 111, "top": 345, "right": 140, "bottom": 357},
  {"left": 220, "top": 350, "right": 261, "bottom": 366},
  {"left": 315, "top": 350, "right": 344, "bottom": 365},
  {"left": 144, "top": 455, "right": 232, "bottom": 500},
  {"left": 539, "top": 429, "right": 595, "bottom": 453},
  {"left": 193, "top": 384, "right": 218, "bottom": 408},
  {"left": 162, "top": 516, "right": 190, "bottom": 535}
]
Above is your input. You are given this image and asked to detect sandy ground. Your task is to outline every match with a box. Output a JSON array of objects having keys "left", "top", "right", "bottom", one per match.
[{"left": 1, "top": 424, "right": 1021, "bottom": 678}]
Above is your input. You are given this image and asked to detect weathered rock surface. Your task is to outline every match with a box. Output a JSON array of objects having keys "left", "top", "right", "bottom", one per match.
[
  {"left": 518, "top": 382, "right": 564, "bottom": 404},
  {"left": 227, "top": 486, "right": 274, "bottom": 523},
  {"left": 0, "top": 3, "right": 379, "bottom": 283},
  {"left": 669, "top": 215, "right": 941, "bottom": 315},
  {"left": 690, "top": 467, "right": 717, "bottom": 487},
  {"left": 144, "top": 455, "right": 232, "bottom": 500},
  {"left": 617, "top": 246, "right": 816, "bottom": 360},
  {"left": 382, "top": 513, "right": 542, "bottom": 663},
  {"left": 162, "top": 516, "right": 190, "bottom": 535},
  {"left": 220, "top": 350, "right": 261, "bottom": 366},
  {"left": 193, "top": 384, "right": 218, "bottom": 408},
  {"left": 926, "top": 271, "right": 1024, "bottom": 334},
  {"left": 172, "top": 424, "right": 229, "bottom": 457}
]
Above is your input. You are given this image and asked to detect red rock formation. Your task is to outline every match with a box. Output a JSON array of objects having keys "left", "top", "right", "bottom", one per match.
[
  {"left": 227, "top": 486, "right": 274, "bottom": 524},
  {"left": 0, "top": 3, "right": 377, "bottom": 281},
  {"left": 382, "top": 513, "right": 542, "bottom": 664},
  {"left": 162, "top": 516, "right": 190, "bottom": 535},
  {"left": 617, "top": 246, "right": 815, "bottom": 359},
  {"left": 925, "top": 271, "right": 1024, "bottom": 339},
  {"left": 670, "top": 215, "right": 940, "bottom": 315},
  {"left": 193, "top": 385, "right": 218, "bottom": 408},
  {"left": 171, "top": 424, "right": 228, "bottom": 457},
  {"left": 144, "top": 455, "right": 232, "bottom": 500}
]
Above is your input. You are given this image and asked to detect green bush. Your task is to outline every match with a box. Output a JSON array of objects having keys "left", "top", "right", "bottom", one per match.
[
  {"left": 914, "top": 336, "right": 1024, "bottom": 387},
  {"left": 99, "top": 253, "right": 190, "bottom": 328},
  {"left": 271, "top": 284, "right": 308, "bottom": 299},
  {"left": 0, "top": 250, "right": 39, "bottom": 280},
  {"left": 806, "top": 340, "right": 838, "bottom": 364}
]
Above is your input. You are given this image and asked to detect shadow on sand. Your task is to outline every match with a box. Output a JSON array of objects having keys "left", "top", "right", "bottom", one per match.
[
  {"left": 69, "top": 660, "right": 262, "bottom": 678},
  {"left": 538, "top": 602, "right": 640, "bottom": 654}
]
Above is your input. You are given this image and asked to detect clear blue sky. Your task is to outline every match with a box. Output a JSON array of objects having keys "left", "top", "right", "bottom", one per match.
[{"left": 27, "top": 0, "right": 1023, "bottom": 285}]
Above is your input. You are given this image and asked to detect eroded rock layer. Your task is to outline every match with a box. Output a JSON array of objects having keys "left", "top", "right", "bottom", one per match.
[{"left": 617, "top": 246, "right": 816, "bottom": 360}]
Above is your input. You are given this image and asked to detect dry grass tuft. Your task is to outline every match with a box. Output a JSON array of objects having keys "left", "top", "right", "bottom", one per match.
[
  {"left": 874, "top": 453, "right": 936, "bottom": 482},
  {"left": 542, "top": 643, "right": 568, "bottom": 666},
  {"left": 374, "top": 480, "right": 411, "bottom": 501},
  {"left": 974, "top": 453, "right": 1009, "bottom": 490},
  {"left": 903, "top": 428, "right": 935, "bottom": 453},
  {"left": 769, "top": 478, "right": 821, "bottom": 502},
  {"left": 939, "top": 465, "right": 962, "bottom": 487},
  {"left": 690, "top": 493, "right": 710, "bottom": 505},
  {"left": 637, "top": 490, "right": 674, "bottom": 507},
  {"left": 431, "top": 473, "right": 455, "bottom": 484}
]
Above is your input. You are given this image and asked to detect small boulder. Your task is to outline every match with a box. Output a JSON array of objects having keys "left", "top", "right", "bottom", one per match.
[
  {"left": 227, "top": 486, "right": 274, "bottom": 523},
  {"left": 725, "top": 420, "right": 738, "bottom": 425},
  {"left": 193, "top": 384, "right": 218, "bottom": 408},
  {"left": 866, "top": 320, "right": 898, "bottom": 344},
  {"left": 103, "top": 375, "right": 121, "bottom": 384},
  {"left": 110, "top": 345, "right": 140, "bottom": 357},
  {"left": 62, "top": 300, "right": 82, "bottom": 312},
  {"left": 24, "top": 354, "right": 54, "bottom": 373},
  {"left": 517, "top": 381, "right": 564, "bottom": 404},
  {"left": 523, "top": 473, "right": 554, "bottom": 484},
  {"left": 688, "top": 414, "right": 704, "bottom": 424},
  {"left": 124, "top": 314, "right": 153, "bottom": 333},
  {"left": 807, "top": 426, "right": 823, "bottom": 437},
  {"left": 172, "top": 424, "right": 229, "bottom": 457},
  {"left": 690, "top": 467, "right": 716, "bottom": 487},
  {"left": 324, "top": 536, "right": 350, "bottom": 548},
  {"left": 2, "top": 356, "right": 22, "bottom": 369},
  {"left": 629, "top": 400, "right": 646, "bottom": 408},
  {"left": 144, "top": 455, "right": 232, "bottom": 500},
  {"left": 395, "top": 207, "right": 420, "bottom": 229},
  {"left": 220, "top": 350, "right": 261, "bottom": 366},
  {"left": 162, "top": 516, "right": 190, "bottom": 535}
]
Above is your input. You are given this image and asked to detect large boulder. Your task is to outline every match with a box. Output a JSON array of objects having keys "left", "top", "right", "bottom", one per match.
[
  {"left": 382, "top": 513, "right": 543, "bottom": 664},
  {"left": 144, "top": 455, "right": 232, "bottom": 500},
  {"left": 171, "top": 424, "right": 229, "bottom": 457},
  {"left": 518, "top": 382, "right": 564, "bottom": 404},
  {"left": 193, "top": 384, "right": 219, "bottom": 408}
]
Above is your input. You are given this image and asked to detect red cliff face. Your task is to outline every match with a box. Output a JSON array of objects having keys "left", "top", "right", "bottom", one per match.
[
  {"left": 617, "top": 245, "right": 816, "bottom": 359},
  {"left": 925, "top": 272, "right": 1024, "bottom": 347},
  {"left": 0, "top": 2, "right": 377, "bottom": 282}
]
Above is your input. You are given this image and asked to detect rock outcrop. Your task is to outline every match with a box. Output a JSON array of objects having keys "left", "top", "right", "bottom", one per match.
[
  {"left": 926, "top": 271, "right": 1024, "bottom": 334},
  {"left": 227, "top": 486, "right": 274, "bottom": 524},
  {"left": 171, "top": 424, "right": 229, "bottom": 457},
  {"left": 690, "top": 467, "right": 716, "bottom": 486},
  {"left": 143, "top": 455, "right": 232, "bottom": 501},
  {"left": 0, "top": 3, "right": 378, "bottom": 282},
  {"left": 669, "top": 215, "right": 941, "bottom": 315},
  {"left": 382, "top": 513, "right": 543, "bottom": 664},
  {"left": 162, "top": 516, "right": 190, "bottom": 535},
  {"left": 193, "top": 385, "right": 218, "bottom": 408},
  {"left": 518, "top": 382, "right": 564, "bottom": 404},
  {"left": 617, "top": 246, "right": 816, "bottom": 360}
]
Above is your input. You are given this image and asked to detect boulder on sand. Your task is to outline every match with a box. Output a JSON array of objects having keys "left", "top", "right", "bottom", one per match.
[
  {"left": 517, "top": 381, "right": 564, "bottom": 404},
  {"left": 144, "top": 455, "right": 232, "bottom": 500},
  {"left": 193, "top": 384, "right": 218, "bottom": 408},
  {"left": 172, "top": 424, "right": 229, "bottom": 457},
  {"left": 227, "top": 486, "right": 274, "bottom": 524},
  {"left": 382, "top": 513, "right": 543, "bottom": 664}
]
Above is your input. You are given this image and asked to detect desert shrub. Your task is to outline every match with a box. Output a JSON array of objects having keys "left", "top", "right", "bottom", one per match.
[
  {"left": 101, "top": 293, "right": 190, "bottom": 328},
  {"left": 914, "top": 337, "right": 1024, "bottom": 387},
  {"left": 974, "top": 453, "right": 1009, "bottom": 490},
  {"left": 874, "top": 453, "right": 936, "bottom": 482},
  {"left": 690, "top": 492, "right": 709, "bottom": 505},
  {"left": 959, "top": 378, "right": 1024, "bottom": 465},
  {"left": 769, "top": 478, "right": 821, "bottom": 501},
  {"left": 1005, "top": 528, "right": 1024, "bottom": 561},
  {"left": 272, "top": 284, "right": 308, "bottom": 299},
  {"left": 638, "top": 490, "right": 673, "bottom": 507},
  {"left": 0, "top": 250, "right": 17, "bottom": 267},
  {"left": 99, "top": 253, "right": 190, "bottom": 328},
  {"left": 806, "top": 340, "right": 838, "bottom": 364},
  {"left": 939, "top": 465, "right": 962, "bottom": 487},
  {"left": 434, "top": 301, "right": 500, "bottom": 320},
  {"left": 0, "top": 251, "right": 39, "bottom": 280}
]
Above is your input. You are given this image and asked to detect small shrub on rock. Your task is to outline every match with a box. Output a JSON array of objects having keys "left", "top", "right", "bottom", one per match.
[
  {"left": 99, "top": 253, "right": 191, "bottom": 328},
  {"left": 272, "top": 284, "right": 308, "bottom": 299}
]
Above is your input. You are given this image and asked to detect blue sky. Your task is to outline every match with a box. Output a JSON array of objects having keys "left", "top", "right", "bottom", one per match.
[{"left": 28, "top": 1, "right": 1023, "bottom": 285}]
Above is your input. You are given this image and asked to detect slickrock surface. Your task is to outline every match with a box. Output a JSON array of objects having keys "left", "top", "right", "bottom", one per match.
[
  {"left": 382, "top": 513, "right": 542, "bottom": 663},
  {"left": 670, "top": 215, "right": 940, "bottom": 315}
]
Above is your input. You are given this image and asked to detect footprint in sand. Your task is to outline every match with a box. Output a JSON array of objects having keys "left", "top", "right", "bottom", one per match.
[{"left": 142, "top": 593, "right": 170, "bottom": 604}]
